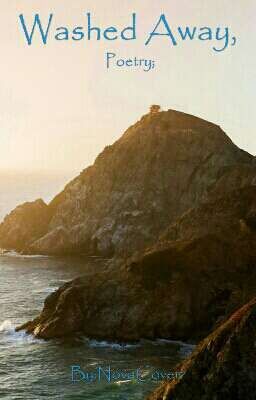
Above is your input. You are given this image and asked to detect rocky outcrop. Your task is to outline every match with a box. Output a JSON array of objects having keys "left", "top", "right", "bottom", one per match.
[
  {"left": 17, "top": 186, "right": 256, "bottom": 341},
  {"left": 161, "top": 184, "right": 256, "bottom": 244},
  {"left": 0, "top": 109, "right": 254, "bottom": 256},
  {"left": 147, "top": 297, "right": 256, "bottom": 400},
  {"left": 0, "top": 199, "right": 50, "bottom": 252},
  {"left": 204, "top": 163, "right": 256, "bottom": 200}
]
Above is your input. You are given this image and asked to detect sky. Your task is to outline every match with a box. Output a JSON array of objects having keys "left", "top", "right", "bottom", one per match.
[{"left": 0, "top": 0, "right": 255, "bottom": 177}]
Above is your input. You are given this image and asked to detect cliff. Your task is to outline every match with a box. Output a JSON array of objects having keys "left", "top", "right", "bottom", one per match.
[
  {"left": 8, "top": 109, "right": 256, "bottom": 399},
  {"left": 147, "top": 297, "right": 256, "bottom": 400},
  {"left": 16, "top": 185, "right": 256, "bottom": 341},
  {"left": 0, "top": 199, "right": 50, "bottom": 252},
  {"left": 0, "top": 109, "right": 254, "bottom": 256}
]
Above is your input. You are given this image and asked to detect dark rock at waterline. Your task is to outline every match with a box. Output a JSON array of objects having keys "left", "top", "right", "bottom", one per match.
[
  {"left": 16, "top": 186, "right": 256, "bottom": 341},
  {"left": 1, "top": 109, "right": 254, "bottom": 256},
  {"left": 147, "top": 297, "right": 256, "bottom": 400}
]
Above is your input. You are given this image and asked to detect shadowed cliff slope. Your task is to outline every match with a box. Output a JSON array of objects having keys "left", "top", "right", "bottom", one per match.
[
  {"left": 16, "top": 185, "right": 256, "bottom": 342},
  {"left": 147, "top": 297, "right": 256, "bottom": 400}
]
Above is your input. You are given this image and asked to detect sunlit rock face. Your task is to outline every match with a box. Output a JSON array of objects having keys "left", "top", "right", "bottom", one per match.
[
  {"left": 0, "top": 109, "right": 254, "bottom": 256},
  {"left": 0, "top": 199, "right": 50, "bottom": 252}
]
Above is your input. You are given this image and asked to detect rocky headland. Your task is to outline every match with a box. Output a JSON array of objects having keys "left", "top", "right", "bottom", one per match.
[
  {"left": 2, "top": 109, "right": 256, "bottom": 398},
  {"left": 0, "top": 109, "right": 254, "bottom": 257},
  {"left": 16, "top": 184, "right": 256, "bottom": 342},
  {"left": 0, "top": 199, "right": 50, "bottom": 253}
]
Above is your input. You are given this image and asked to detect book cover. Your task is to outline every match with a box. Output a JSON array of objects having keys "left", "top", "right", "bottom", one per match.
[{"left": 0, "top": 2, "right": 255, "bottom": 400}]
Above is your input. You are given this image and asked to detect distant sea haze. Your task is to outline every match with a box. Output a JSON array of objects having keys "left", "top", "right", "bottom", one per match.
[{"left": 0, "top": 171, "right": 72, "bottom": 222}]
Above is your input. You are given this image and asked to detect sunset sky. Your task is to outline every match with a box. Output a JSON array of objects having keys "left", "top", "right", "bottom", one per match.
[{"left": 0, "top": 0, "right": 255, "bottom": 177}]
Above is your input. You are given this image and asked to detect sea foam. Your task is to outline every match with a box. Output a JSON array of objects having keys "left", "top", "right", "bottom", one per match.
[
  {"left": 0, "top": 320, "right": 42, "bottom": 344},
  {"left": 85, "top": 338, "right": 140, "bottom": 351},
  {"left": 156, "top": 339, "right": 195, "bottom": 357},
  {"left": 0, "top": 250, "right": 49, "bottom": 259}
]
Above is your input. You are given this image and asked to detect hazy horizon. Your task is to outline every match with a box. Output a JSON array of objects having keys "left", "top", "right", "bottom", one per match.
[{"left": 0, "top": 0, "right": 255, "bottom": 175}]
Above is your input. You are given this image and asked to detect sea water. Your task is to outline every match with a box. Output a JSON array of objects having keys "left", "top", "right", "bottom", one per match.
[{"left": 0, "top": 253, "right": 194, "bottom": 400}]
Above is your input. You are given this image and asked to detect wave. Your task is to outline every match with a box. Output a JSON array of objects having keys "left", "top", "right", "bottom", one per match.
[
  {"left": 82, "top": 337, "right": 195, "bottom": 354},
  {"left": 32, "top": 286, "right": 59, "bottom": 295},
  {"left": 85, "top": 338, "right": 141, "bottom": 351},
  {"left": 0, "top": 250, "right": 49, "bottom": 259},
  {"left": 154, "top": 338, "right": 194, "bottom": 345},
  {"left": 155, "top": 338, "right": 195, "bottom": 357},
  {"left": 0, "top": 319, "right": 14, "bottom": 333},
  {"left": 114, "top": 380, "right": 132, "bottom": 385},
  {"left": 0, "top": 320, "right": 43, "bottom": 344}
]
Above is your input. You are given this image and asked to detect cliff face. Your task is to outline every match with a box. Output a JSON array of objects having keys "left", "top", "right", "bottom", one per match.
[
  {"left": 161, "top": 183, "right": 256, "bottom": 244},
  {"left": 16, "top": 186, "right": 256, "bottom": 342},
  {"left": 0, "top": 109, "right": 253, "bottom": 256},
  {"left": 0, "top": 199, "right": 50, "bottom": 252},
  {"left": 147, "top": 297, "right": 256, "bottom": 400}
]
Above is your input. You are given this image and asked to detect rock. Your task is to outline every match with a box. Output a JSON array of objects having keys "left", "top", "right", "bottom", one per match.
[
  {"left": 0, "top": 199, "right": 50, "bottom": 252},
  {"left": 1, "top": 109, "right": 254, "bottom": 256},
  {"left": 24, "top": 226, "right": 73, "bottom": 256},
  {"left": 16, "top": 186, "right": 256, "bottom": 342},
  {"left": 161, "top": 184, "right": 256, "bottom": 244},
  {"left": 147, "top": 297, "right": 256, "bottom": 400},
  {"left": 204, "top": 163, "right": 256, "bottom": 200}
]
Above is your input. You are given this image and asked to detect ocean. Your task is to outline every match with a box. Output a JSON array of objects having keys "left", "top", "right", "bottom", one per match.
[{"left": 0, "top": 174, "right": 193, "bottom": 400}]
